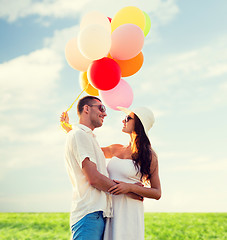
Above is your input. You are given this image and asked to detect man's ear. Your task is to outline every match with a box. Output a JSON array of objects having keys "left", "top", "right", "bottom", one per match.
[{"left": 83, "top": 105, "right": 89, "bottom": 114}]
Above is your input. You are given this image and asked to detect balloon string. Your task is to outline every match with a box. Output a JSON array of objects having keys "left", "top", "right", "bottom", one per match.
[
  {"left": 66, "top": 83, "right": 89, "bottom": 112},
  {"left": 60, "top": 83, "right": 89, "bottom": 133}
]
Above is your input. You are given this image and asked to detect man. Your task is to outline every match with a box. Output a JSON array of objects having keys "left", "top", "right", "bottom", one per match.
[
  {"left": 62, "top": 96, "right": 143, "bottom": 240},
  {"left": 63, "top": 96, "right": 115, "bottom": 240}
]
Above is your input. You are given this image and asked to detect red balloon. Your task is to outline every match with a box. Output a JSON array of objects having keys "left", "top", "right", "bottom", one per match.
[
  {"left": 107, "top": 17, "right": 112, "bottom": 23},
  {"left": 87, "top": 57, "right": 121, "bottom": 90}
]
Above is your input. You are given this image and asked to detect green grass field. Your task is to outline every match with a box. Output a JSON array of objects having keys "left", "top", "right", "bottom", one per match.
[{"left": 0, "top": 213, "right": 226, "bottom": 240}]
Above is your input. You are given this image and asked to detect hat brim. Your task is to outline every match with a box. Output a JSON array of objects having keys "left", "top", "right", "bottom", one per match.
[{"left": 117, "top": 106, "right": 132, "bottom": 115}]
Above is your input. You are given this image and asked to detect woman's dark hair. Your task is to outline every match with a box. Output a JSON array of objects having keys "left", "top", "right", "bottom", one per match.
[
  {"left": 131, "top": 114, "right": 153, "bottom": 183},
  {"left": 77, "top": 96, "right": 101, "bottom": 116}
]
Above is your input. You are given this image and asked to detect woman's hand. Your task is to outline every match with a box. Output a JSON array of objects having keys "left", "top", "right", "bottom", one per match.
[{"left": 108, "top": 180, "right": 132, "bottom": 195}]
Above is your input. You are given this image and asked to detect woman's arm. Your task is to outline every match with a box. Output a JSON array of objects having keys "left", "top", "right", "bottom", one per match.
[
  {"left": 101, "top": 146, "right": 113, "bottom": 158},
  {"left": 101, "top": 144, "right": 123, "bottom": 159},
  {"left": 108, "top": 155, "right": 161, "bottom": 200}
]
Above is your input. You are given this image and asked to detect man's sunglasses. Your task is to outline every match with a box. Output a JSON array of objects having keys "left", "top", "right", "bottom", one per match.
[
  {"left": 88, "top": 104, "right": 106, "bottom": 113},
  {"left": 124, "top": 115, "right": 133, "bottom": 123}
]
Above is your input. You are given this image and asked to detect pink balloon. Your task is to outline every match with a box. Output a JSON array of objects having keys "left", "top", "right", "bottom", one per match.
[
  {"left": 100, "top": 79, "right": 133, "bottom": 110},
  {"left": 110, "top": 23, "right": 144, "bottom": 60}
]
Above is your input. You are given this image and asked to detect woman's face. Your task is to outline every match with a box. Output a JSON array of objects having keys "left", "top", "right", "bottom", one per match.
[{"left": 122, "top": 113, "right": 135, "bottom": 134}]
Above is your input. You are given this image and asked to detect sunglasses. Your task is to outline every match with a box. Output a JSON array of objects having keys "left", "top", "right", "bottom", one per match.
[
  {"left": 124, "top": 115, "right": 133, "bottom": 123},
  {"left": 88, "top": 104, "right": 106, "bottom": 113}
]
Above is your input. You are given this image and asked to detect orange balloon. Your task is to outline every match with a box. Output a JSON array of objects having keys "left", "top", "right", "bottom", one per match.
[
  {"left": 107, "top": 52, "right": 112, "bottom": 59},
  {"left": 113, "top": 52, "right": 144, "bottom": 77},
  {"left": 80, "top": 72, "right": 99, "bottom": 96}
]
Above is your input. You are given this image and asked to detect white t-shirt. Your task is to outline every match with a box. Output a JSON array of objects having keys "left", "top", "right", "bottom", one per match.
[{"left": 65, "top": 124, "right": 113, "bottom": 226}]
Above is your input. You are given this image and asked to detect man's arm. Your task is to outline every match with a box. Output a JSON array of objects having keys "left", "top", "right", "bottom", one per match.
[
  {"left": 82, "top": 158, "right": 116, "bottom": 192},
  {"left": 82, "top": 158, "right": 143, "bottom": 201}
]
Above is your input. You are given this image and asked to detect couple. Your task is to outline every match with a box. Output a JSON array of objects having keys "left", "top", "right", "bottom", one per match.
[{"left": 61, "top": 95, "right": 161, "bottom": 240}]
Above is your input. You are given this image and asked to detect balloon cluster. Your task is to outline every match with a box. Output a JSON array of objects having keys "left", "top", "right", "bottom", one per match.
[{"left": 65, "top": 6, "right": 151, "bottom": 111}]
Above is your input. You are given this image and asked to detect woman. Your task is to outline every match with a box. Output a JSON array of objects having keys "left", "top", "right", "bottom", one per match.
[{"left": 60, "top": 106, "right": 161, "bottom": 240}]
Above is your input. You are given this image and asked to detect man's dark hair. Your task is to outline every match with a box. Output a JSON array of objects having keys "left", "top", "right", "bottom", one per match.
[{"left": 77, "top": 96, "right": 101, "bottom": 116}]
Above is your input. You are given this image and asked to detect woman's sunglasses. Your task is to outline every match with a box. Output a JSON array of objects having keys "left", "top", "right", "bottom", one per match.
[
  {"left": 124, "top": 115, "right": 133, "bottom": 123},
  {"left": 88, "top": 104, "right": 106, "bottom": 113}
]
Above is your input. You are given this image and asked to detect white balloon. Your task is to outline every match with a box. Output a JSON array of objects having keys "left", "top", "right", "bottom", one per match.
[
  {"left": 80, "top": 11, "right": 111, "bottom": 33},
  {"left": 65, "top": 38, "right": 92, "bottom": 71},
  {"left": 78, "top": 24, "right": 111, "bottom": 60}
]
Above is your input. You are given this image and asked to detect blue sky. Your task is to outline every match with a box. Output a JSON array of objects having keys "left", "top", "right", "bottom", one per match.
[{"left": 0, "top": 0, "right": 227, "bottom": 212}]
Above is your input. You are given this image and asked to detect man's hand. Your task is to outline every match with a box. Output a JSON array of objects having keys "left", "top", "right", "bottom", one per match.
[
  {"left": 60, "top": 112, "right": 72, "bottom": 133},
  {"left": 60, "top": 112, "right": 69, "bottom": 123}
]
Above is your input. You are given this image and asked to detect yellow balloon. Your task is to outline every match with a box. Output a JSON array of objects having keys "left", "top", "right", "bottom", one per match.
[
  {"left": 111, "top": 6, "right": 146, "bottom": 32},
  {"left": 80, "top": 72, "right": 99, "bottom": 96},
  {"left": 143, "top": 11, "right": 151, "bottom": 36}
]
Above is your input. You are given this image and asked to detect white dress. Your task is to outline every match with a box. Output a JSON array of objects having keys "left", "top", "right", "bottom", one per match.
[{"left": 104, "top": 157, "right": 144, "bottom": 240}]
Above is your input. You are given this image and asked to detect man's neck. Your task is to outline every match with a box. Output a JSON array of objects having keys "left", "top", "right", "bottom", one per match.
[{"left": 79, "top": 120, "right": 95, "bottom": 131}]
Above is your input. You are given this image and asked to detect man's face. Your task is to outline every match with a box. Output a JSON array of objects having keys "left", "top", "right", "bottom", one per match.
[{"left": 88, "top": 100, "right": 107, "bottom": 128}]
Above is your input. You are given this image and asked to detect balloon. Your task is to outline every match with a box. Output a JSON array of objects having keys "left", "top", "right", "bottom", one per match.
[
  {"left": 65, "top": 38, "right": 93, "bottom": 72},
  {"left": 111, "top": 6, "right": 145, "bottom": 32},
  {"left": 107, "top": 17, "right": 112, "bottom": 23},
  {"left": 78, "top": 24, "right": 111, "bottom": 60},
  {"left": 100, "top": 79, "right": 133, "bottom": 110},
  {"left": 87, "top": 57, "right": 121, "bottom": 91},
  {"left": 113, "top": 52, "right": 144, "bottom": 77},
  {"left": 80, "top": 11, "right": 111, "bottom": 33},
  {"left": 80, "top": 72, "right": 99, "bottom": 96},
  {"left": 110, "top": 24, "right": 144, "bottom": 60},
  {"left": 143, "top": 11, "right": 151, "bottom": 36}
]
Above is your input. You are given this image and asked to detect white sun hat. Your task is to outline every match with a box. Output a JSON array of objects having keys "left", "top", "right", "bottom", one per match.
[{"left": 117, "top": 106, "right": 155, "bottom": 135}]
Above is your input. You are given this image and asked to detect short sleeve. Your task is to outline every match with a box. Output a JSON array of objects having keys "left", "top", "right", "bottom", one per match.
[{"left": 71, "top": 130, "right": 97, "bottom": 168}]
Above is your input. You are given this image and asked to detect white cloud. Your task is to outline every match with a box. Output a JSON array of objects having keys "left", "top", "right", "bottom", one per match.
[
  {"left": 213, "top": 81, "right": 227, "bottom": 105},
  {"left": 0, "top": 48, "right": 63, "bottom": 111},
  {"left": 159, "top": 150, "right": 227, "bottom": 173},
  {"left": 141, "top": 35, "right": 227, "bottom": 94},
  {"left": 44, "top": 25, "right": 79, "bottom": 53},
  {"left": 0, "top": 191, "right": 72, "bottom": 212},
  {"left": 170, "top": 158, "right": 227, "bottom": 172},
  {"left": 0, "top": 0, "right": 30, "bottom": 22},
  {"left": 0, "top": 44, "right": 66, "bottom": 179},
  {"left": 0, "top": 0, "right": 179, "bottom": 26},
  {"left": 136, "top": 35, "right": 227, "bottom": 114},
  {"left": 0, "top": 0, "right": 89, "bottom": 22},
  {"left": 0, "top": 123, "right": 64, "bottom": 145},
  {"left": 144, "top": 189, "right": 227, "bottom": 212},
  {"left": 0, "top": 125, "right": 66, "bottom": 179}
]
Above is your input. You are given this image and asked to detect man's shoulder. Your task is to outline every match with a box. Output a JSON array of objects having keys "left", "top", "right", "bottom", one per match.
[{"left": 68, "top": 126, "right": 89, "bottom": 139}]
